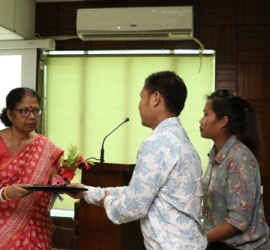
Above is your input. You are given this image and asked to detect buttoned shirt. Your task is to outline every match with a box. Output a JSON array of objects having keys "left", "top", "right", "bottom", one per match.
[
  {"left": 84, "top": 117, "right": 207, "bottom": 250},
  {"left": 202, "top": 135, "right": 269, "bottom": 249}
]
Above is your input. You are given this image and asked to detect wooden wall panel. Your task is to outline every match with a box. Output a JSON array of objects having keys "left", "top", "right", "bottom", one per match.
[
  {"left": 91, "top": 40, "right": 127, "bottom": 50},
  {"left": 199, "top": 26, "right": 237, "bottom": 62},
  {"left": 261, "top": 139, "right": 270, "bottom": 176},
  {"left": 36, "top": 3, "right": 59, "bottom": 37},
  {"left": 200, "top": 0, "right": 237, "bottom": 26},
  {"left": 238, "top": 63, "right": 270, "bottom": 99},
  {"left": 216, "top": 63, "right": 237, "bottom": 92},
  {"left": 51, "top": 217, "right": 75, "bottom": 249},
  {"left": 36, "top": 3, "right": 59, "bottom": 30},
  {"left": 126, "top": 40, "right": 162, "bottom": 50},
  {"left": 55, "top": 39, "right": 92, "bottom": 50},
  {"left": 58, "top": 3, "right": 85, "bottom": 29},
  {"left": 163, "top": 40, "right": 200, "bottom": 50},
  {"left": 251, "top": 100, "right": 270, "bottom": 138},
  {"left": 238, "top": 0, "right": 270, "bottom": 25},
  {"left": 261, "top": 176, "right": 270, "bottom": 224},
  {"left": 238, "top": 26, "right": 270, "bottom": 63}
]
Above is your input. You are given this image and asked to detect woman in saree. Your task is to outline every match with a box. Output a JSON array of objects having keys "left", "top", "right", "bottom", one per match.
[{"left": 0, "top": 87, "right": 63, "bottom": 250}]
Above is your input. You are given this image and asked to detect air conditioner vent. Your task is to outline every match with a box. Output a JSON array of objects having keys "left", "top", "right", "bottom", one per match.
[{"left": 82, "top": 33, "right": 170, "bottom": 39}]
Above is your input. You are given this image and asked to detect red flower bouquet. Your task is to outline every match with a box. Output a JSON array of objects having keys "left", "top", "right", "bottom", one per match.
[{"left": 50, "top": 144, "right": 94, "bottom": 186}]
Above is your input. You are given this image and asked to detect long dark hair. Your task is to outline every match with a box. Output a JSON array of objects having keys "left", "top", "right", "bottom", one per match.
[
  {"left": 0, "top": 87, "right": 40, "bottom": 127},
  {"left": 208, "top": 89, "right": 261, "bottom": 158}
]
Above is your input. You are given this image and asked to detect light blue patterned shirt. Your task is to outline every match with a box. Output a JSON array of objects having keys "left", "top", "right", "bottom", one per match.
[{"left": 84, "top": 117, "right": 207, "bottom": 250}]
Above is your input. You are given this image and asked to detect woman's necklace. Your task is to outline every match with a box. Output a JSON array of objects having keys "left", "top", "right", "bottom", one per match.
[
  {"left": 12, "top": 138, "right": 17, "bottom": 155},
  {"left": 11, "top": 131, "right": 31, "bottom": 155}
]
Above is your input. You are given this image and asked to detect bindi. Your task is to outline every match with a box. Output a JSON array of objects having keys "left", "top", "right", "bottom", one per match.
[{"left": 24, "top": 91, "right": 32, "bottom": 97}]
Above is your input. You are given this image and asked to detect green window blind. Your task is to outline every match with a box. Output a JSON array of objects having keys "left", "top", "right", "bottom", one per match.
[{"left": 45, "top": 52, "right": 215, "bottom": 210}]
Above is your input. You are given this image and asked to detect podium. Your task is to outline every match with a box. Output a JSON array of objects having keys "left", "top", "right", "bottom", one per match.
[{"left": 77, "top": 162, "right": 145, "bottom": 250}]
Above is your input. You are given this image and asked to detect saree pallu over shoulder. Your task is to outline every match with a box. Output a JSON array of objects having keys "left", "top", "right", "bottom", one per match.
[{"left": 0, "top": 134, "right": 63, "bottom": 250}]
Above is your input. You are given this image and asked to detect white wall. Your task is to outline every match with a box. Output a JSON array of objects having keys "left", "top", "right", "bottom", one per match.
[{"left": 0, "top": 49, "right": 38, "bottom": 130}]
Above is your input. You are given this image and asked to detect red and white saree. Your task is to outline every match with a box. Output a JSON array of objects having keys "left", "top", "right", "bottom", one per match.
[{"left": 0, "top": 134, "right": 63, "bottom": 250}]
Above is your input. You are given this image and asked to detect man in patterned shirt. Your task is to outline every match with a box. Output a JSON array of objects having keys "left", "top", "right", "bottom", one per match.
[{"left": 69, "top": 71, "right": 207, "bottom": 249}]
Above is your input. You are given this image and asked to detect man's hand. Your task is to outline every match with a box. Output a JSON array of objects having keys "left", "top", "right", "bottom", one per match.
[
  {"left": 99, "top": 190, "right": 110, "bottom": 207},
  {"left": 66, "top": 183, "right": 87, "bottom": 199}
]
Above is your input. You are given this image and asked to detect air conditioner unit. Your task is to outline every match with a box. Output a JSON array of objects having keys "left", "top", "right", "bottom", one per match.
[{"left": 76, "top": 6, "right": 193, "bottom": 41}]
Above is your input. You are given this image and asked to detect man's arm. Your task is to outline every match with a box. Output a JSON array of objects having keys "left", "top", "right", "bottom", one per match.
[{"left": 67, "top": 183, "right": 126, "bottom": 206}]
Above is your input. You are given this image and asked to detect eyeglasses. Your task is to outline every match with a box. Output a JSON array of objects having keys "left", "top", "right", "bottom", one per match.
[{"left": 13, "top": 108, "right": 42, "bottom": 118}]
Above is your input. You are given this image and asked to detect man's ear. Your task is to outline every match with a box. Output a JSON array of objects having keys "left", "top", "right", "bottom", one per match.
[{"left": 151, "top": 91, "right": 161, "bottom": 107}]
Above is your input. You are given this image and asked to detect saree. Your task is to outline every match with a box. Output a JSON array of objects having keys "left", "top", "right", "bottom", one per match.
[{"left": 0, "top": 134, "right": 63, "bottom": 250}]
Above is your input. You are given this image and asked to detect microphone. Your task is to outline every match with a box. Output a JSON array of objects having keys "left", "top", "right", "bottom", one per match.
[{"left": 100, "top": 117, "right": 129, "bottom": 163}]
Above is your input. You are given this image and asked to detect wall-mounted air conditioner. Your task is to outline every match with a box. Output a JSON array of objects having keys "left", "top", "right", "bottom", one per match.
[{"left": 76, "top": 6, "right": 193, "bottom": 41}]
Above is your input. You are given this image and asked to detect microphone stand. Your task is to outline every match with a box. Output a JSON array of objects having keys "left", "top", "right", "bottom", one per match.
[{"left": 100, "top": 118, "right": 129, "bottom": 163}]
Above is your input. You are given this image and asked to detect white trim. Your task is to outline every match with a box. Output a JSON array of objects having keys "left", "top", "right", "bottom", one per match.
[
  {"left": 50, "top": 209, "right": 74, "bottom": 218},
  {"left": 47, "top": 49, "right": 215, "bottom": 56}
]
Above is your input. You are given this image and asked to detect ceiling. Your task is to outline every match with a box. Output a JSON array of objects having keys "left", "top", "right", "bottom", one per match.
[{"left": 0, "top": 0, "right": 85, "bottom": 41}]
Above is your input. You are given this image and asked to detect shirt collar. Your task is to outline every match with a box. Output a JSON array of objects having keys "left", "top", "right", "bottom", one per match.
[
  {"left": 153, "top": 117, "right": 180, "bottom": 132},
  {"left": 209, "top": 135, "right": 237, "bottom": 164}
]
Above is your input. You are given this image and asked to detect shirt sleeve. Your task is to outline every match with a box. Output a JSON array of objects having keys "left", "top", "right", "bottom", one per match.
[
  {"left": 83, "top": 186, "right": 127, "bottom": 206},
  {"left": 103, "top": 138, "right": 174, "bottom": 224},
  {"left": 224, "top": 150, "right": 260, "bottom": 231}
]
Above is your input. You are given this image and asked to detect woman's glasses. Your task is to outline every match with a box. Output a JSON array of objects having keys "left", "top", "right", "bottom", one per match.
[{"left": 13, "top": 108, "right": 42, "bottom": 117}]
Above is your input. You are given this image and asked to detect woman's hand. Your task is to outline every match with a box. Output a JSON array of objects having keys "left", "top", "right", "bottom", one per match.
[
  {"left": 207, "top": 221, "right": 239, "bottom": 243},
  {"left": 4, "top": 184, "right": 33, "bottom": 200}
]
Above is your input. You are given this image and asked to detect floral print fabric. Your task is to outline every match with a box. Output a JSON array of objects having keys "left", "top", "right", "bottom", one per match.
[
  {"left": 84, "top": 117, "right": 207, "bottom": 250},
  {"left": 202, "top": 135, "right": 269, "bottom": 249}
]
